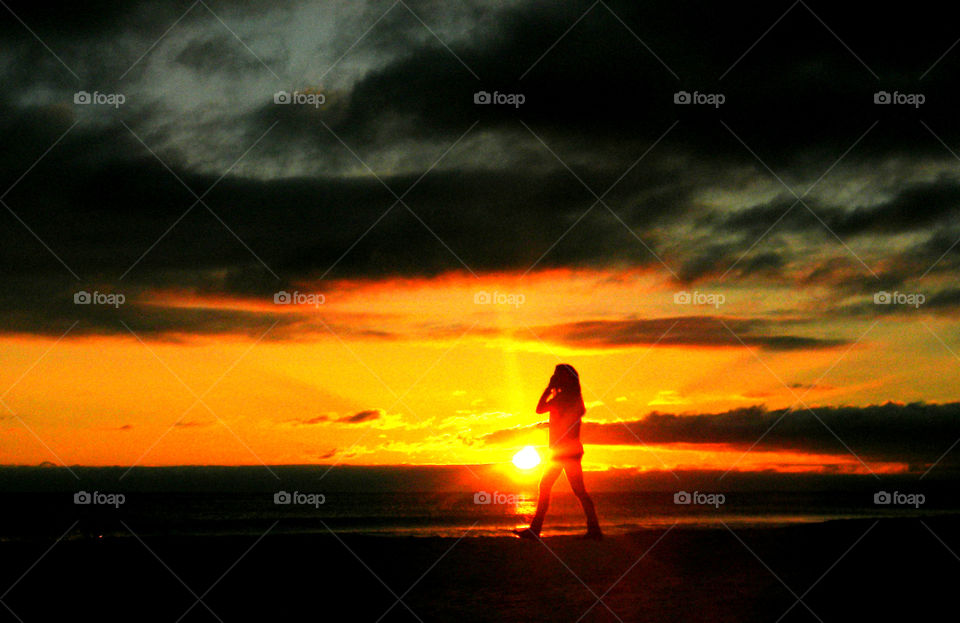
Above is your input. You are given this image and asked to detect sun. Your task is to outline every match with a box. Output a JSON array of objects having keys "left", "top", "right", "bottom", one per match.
[{"left": 512, "top": 446, "right": 541, "bottom": 470}]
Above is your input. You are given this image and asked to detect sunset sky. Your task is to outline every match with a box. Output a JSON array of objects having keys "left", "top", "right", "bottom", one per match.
[{"left": 2, "top": 0, "right": 960, "bottom": 478}]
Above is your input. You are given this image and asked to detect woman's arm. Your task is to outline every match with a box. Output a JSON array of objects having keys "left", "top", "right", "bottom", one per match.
[{"left": 536, "top": 385, "right": 555, "bottom": 414}]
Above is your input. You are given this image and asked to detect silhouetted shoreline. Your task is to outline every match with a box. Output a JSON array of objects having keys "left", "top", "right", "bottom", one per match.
[{"left": 2, "top": 515, "right": 955, "bottom": 621}]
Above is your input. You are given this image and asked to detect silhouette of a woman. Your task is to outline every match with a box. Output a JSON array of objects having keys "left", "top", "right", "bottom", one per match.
[{"left": 515, "top": 364, "right": 602, "bottom": 540}]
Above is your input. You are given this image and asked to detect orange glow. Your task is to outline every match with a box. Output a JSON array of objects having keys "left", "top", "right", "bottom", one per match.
[{"left": 0, "top": 267, "right": 949, "bottom": 473}]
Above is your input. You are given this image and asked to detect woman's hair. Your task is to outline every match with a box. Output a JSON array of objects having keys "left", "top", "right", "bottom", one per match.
[{"left": 553, "top": 364, "right": 586, "bottom": 416}]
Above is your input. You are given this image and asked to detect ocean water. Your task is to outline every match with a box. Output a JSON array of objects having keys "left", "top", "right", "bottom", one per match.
[
  {"left": 1, "top": 490, "right": 954, "bottom": 541},
  {"left": 1, "top": 465, "right": 956, "bottom": 541}
]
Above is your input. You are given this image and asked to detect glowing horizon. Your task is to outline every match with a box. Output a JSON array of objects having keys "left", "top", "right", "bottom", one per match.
[{"left": 1, "top": 268, "right": 953, "bottom": 476}]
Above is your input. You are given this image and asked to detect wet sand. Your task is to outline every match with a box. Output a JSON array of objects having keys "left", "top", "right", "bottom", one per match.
[{"left": 1, "top": 516, "right": 955, "bottom": 622}]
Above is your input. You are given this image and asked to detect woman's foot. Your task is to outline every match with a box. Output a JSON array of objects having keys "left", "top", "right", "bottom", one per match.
[
  {"left": 513, "top": 527, "right": 540, "bottom": 540},
  {"left": 577, "top": 528, "right": 603, "bottom": 541}
]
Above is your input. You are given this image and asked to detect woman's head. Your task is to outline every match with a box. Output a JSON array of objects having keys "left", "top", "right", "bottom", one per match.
[
  {"left": 551, "top": 364, "right": 581, "bottom": 393},
  {"left": 551, "top": 364, "right": 585, "bottom": 416}
]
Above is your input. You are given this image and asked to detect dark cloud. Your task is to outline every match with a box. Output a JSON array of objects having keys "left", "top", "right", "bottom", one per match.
[
  {"left": 316, "top": 448, "right": 337, "bottom": 460},
  {"left": 296, "top": 415, "right": 331, "bottom": 426},
  {"left": 339, "top": 409, "right": 381, "bottom": 424},
  {"left": 481, "top": 402, "right": 960, "bottom": 471},
  {"left": 175, "top": 35, "right": 267, "bottom": 75},
  {"left": 0, "top": 0, "right": 145, "bottom": 38},
  {"left": 926, "top": 288, "right": 960, "bottom": 311},
  {"left": 100, "top": 424, "right": 133, "bottom": 431},
  {"left": 536, "top": 316, "right": 848, "bottom": 351},
  {"left": 716, "top": 178, "right": 960, "bottom": 242},
  {"left": 248, "top": 0, "right": 960, "bottom": 176},
  {"left": 789, "top": 383, "right": 834, "bottom": 391},
  {"left": 1, "top": 0, "right": 960, "bottom": 340},
  {"left": 288, "top": 409, "right": 383, "bottom": 426}
]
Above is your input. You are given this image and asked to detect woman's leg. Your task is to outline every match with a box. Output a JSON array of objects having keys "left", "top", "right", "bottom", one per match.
[
  {"left": 529, "top": 462, "right": 563, "bottom": 535},
  {"left": 564, "top": 459, "right": 601, "bottom": 533}
]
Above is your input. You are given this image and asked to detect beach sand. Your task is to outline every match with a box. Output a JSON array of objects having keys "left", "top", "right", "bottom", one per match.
[{"left": 1, "top": 516, "right": 954, "bottom": 621}]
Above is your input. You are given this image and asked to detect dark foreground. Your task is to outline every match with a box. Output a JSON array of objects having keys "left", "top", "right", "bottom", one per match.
[{"left": 1, "top": 516, "right": 956, "bottom": 622}]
